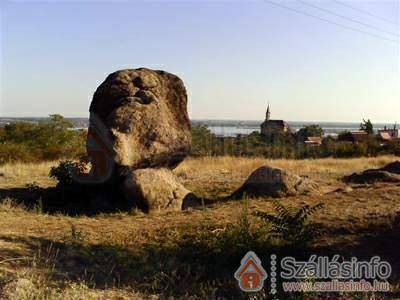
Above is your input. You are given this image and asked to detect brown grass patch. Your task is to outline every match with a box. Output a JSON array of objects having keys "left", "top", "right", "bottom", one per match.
[{"left": 0, "top": 155, "right": 399, "bottom": 298}]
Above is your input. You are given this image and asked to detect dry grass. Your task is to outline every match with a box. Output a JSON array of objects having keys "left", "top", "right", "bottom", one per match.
[
  {"left": 0, "top": 161, "right": 58, "bottom": 188},
  {"left": 0, "top": 155, "right": 399, "bottom": 299},
  {"left": 176, "top": 155, "right": 395, "bottom": 177},
  {"left": 175, "top": 155, "right": 397, "bottom": 197}
]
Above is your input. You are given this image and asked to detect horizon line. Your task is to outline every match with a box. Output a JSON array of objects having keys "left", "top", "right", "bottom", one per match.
[{"left": 0, "top": 115, "right": 397, "bottom": 125}]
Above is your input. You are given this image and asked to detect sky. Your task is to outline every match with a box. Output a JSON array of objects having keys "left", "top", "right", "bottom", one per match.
[{"left": 0, "top": 0, "right": 399, "bottom": 123}]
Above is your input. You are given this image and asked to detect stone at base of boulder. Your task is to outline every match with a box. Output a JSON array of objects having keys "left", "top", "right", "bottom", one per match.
[
  {"left": 121, "top": 168, "right": 200, "bottom": 212},
  {"left": 230, "top": 166, "right": 319, "bottom": 199}
]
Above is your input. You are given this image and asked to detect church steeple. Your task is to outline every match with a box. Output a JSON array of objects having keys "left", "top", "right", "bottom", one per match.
[{"left": 266, "top": 104, "right": 271, "bottom": 121}]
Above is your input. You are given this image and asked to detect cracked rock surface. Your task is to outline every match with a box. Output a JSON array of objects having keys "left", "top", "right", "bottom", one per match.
[
  {"left": 89, "top": 68, "right": 191, "bottom": 173},
  {"left": 86, "top": 68, "right": 198, "bottom": 212}
]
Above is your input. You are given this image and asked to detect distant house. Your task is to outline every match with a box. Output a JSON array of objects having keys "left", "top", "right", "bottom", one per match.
[
  {"left": 338, "top": 131, "right": 369, "bottom": 143},
  {"left": 304, "top": 136, "right": 322, "bottom": 147},
  {"left": 378, "top": 126, "right": 400, "bottom": 142},
  {"left": 379, "top": 131, "right": 392, "bottom": 141},
  {"left": 260, "top": 105, "right": 289, "bottom": 138}
]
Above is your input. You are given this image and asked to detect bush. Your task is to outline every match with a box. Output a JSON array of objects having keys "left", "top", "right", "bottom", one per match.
[
  {"left": 296, "top": 125, "right": 324, "bottom": 142},
  {"left": 0, "top": 142, "right": 35, "bottom": 164},
  {"left": 191, "top": 125, "right": 215, "bottom": 156},
  {"left": 0, "top": 115, "right": 86, "bottom": 165},
  {"left": 387, "top": 141, "right": 400, "bottom": 156},
  {"left": 49, "top": 160, "right": 86, "bottom": 187}
]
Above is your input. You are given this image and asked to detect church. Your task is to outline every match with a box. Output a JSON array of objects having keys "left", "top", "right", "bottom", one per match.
[{"left": 260, "top": 105, "right": 289, "bottom": 137}]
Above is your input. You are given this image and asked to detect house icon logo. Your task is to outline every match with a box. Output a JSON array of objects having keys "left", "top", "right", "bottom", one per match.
[{"left": 234, "top": 251, "right": 267, "bottom": 292}]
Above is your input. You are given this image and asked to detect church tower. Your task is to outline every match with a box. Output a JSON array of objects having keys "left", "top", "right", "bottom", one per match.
[
  {"left": 265, "top": 104, "right": 271, "bottom": 121},
  {"left": 260, "top": 103, "right": 289, "bottom": 138}
]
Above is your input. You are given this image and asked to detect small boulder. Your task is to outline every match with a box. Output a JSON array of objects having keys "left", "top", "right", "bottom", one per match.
[
  {"left": 381, "top": 161, "right": 400, "bottom": 174},
  {"left": 343, "top": 161, "right": 400, "bottom": 184},
  {"left": 121, "top": 168, "right": 200, "bottom": 212},
  {"left": 230, "top": 166, "right": 319, "bottom": 199},
  {"left": 343, "top": 170, "right": 400, "bottom": 184}
]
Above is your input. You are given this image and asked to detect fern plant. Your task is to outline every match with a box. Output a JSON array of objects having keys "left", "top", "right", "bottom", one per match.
[{"left": 254, "top": 201, "right": 325, "bottom": 248}]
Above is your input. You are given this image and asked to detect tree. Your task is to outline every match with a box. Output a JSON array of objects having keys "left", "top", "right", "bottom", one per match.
[
  {"left": 0, "top": 114, "right": 85, "bottom": 164},
  {"left": 360, "top": 119, "right": 373, "bottom": 135},
  {"left": 191, "top": 125, "right": 215, "bottom": 156},
  {"left": 296, "top": 125, "right": 324, "bottom": 141}
]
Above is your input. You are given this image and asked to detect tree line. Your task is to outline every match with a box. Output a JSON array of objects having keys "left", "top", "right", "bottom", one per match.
[{"left": 0, "top": 115, "right": 399, "bottom": 165}]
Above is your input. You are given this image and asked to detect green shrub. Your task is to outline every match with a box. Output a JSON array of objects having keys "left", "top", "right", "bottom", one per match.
[
  {"left": 296, "top": 125, "right": 324, "bottom": 142},
  {"left": 49, "top": 160, "right": 85, "bottom": 187},
  {"left": 0, "top": 142, "right": 35, "bottom": 164},
  {"left": 0, "top": 115, "right": 86, "bottom": 165},
  {"left": 387, "top": 141, "right": 400, "bottom": 156}
]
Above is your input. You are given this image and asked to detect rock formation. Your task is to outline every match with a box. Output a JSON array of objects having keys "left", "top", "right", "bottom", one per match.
[
  {"left": 89, "top": 68, "right": 191, "bottom": 173},
  {"left": 230, "top": 166, "right": 319, "bottom": 199},
  {"left": 343, "top": 170, "right": 400, "bottom": 184},
  {"left": 343, "top": 161, "right": 400, "bottom": 184},
  {"left": 381, "top": 161, "right": 400, "bottom": 174},
  {"left": 122, "top": 168, "right": 199, "bottom": 212},
  {"left": 86, "top": 68, "right": 198, "bottom": 212}
]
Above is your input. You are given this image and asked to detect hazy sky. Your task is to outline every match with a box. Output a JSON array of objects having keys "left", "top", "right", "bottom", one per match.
[{"left": 1, "top": 0, "right": 399, "bottom": 122}]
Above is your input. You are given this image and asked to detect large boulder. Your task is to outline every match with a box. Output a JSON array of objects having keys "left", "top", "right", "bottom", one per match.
[
  {"left": 230, "top": 166, "right": 319, "bottom": 199},
  {"left": 121, "top": 168, "right": 200, "bottom": 212},
  {"left": 88, "top": 68, "right": 191, "bottom": 174}
]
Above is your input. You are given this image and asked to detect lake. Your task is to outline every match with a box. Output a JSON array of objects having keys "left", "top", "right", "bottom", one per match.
[
  {"left": 0, "top": 117, "right": 394, "bottom": 137},
  {"left": 192, "top": 120, "right": 394, "bottom": 137}
]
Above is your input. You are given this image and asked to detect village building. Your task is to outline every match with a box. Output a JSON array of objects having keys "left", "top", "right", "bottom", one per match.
[
  {"left": 304, "top": 136, "right": 323, "bottom": 147},
  {"left": 338, "top": 130, "right": 369, "bottom": 143},
  {"left": 378, "top": 126, "right": 400, "bottom": 142},
  {"left": 260, "top": 105, "right": 289, "bottom": 138}
]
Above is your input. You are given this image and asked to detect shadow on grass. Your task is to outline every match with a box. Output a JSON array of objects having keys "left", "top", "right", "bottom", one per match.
[
  {"left": 1, "top": 192, "right": 400, "bottom": 298},
  {"left": 0, "top": 228, "right": 318, "bottom": 299},
  {"left": 0, "top": 185, "right": 129, "bottom": 216},
  {"left": 328, "top": 220, "right": 400, "bottom": 284},
  {"left": 0, "top": 186, "right": 86, "bottom": 215},
  {"left": 0, "top": 184, "right": 226, "bottom": 216},
  {"left": 2, "top": 220, "right": 400, "bottom": 299}
]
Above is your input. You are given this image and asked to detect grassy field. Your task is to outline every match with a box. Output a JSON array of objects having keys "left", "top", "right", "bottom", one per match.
[{"left": 0, "top": 156, "right": 399, "bottom": 299}]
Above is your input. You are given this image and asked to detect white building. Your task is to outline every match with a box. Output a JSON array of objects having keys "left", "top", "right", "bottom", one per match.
[{"left": 378, "top": 126, "right": 400, "bottom": 141}]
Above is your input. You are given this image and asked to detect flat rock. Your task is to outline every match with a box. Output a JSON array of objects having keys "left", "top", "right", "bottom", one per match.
[
  {"left": 230, "top": 166, "right": 319, "bottom": 199},
  {"left": 381, "top": 161, "right": 400, "bottom": 174},
  {"left": 343, "top": 160, "right": 400, "bottom": 184},
  {"left": 343, "top": 170, "right": 400, "bottom": 184}
]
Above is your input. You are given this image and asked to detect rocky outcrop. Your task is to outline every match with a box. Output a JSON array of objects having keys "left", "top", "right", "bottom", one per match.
[
  {"left": 381, "top": 161, "right": 400, "bottom": 174},
  {"left": 343, "top": 170, "right": 400, "bottom": 184},
  {"left": 343, "top": 161, "right": 400, "bottom": 184},
  {"left": 230, "top": 166, "right": 319, "bottom": 199},
  {"left": 88, "top": 68, "right": 191, "bottom": 174},
  {"left": 85, "top": 68, "right": 195, "bottom": 212},
  {"left": 121, "top": 168, "right": 199, "bottom": 212}
]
